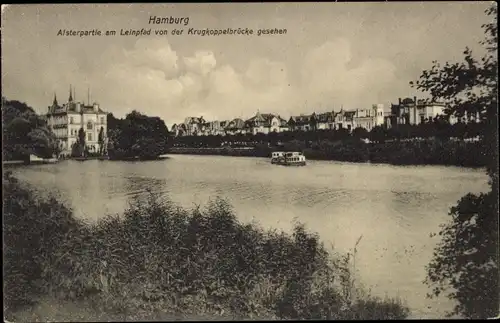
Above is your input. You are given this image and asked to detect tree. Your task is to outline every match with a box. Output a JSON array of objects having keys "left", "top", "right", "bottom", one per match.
[
  {"left": 106, "top": 111, "right": 169, "bottom": 159},
  {"left": 2, "top": 99, "right": 59, "bottom": 159},
  {"left": 98, "top": 126, "right": 105, "bottom": 155},
  {"left": 352, "top": 127, "right": 369, "bottom": 140},
  {"left": 410, "top": 5, "right": 498, "bottom": 319},
  {"left": 368, "top": 126, "right": 386, "bottom": 143},
  {"left": 77, "top": 128, "right": 86, "bottom": 157}
]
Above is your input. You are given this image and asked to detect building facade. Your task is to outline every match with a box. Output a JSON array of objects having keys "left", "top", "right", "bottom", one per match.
[
  {"left": 352, "top": 104, "right": 385, "bottom": 131},
  {"left": 333, "top": 109, "right": 356, "bottom": 131},
  {"left": 388, "top": 97, "right": 447, "bottom": 126},
  {"left": 182, "top": 116, "right": 207, "bottom": 136},
  {"left": 316, "top": 111, "right": 336, "bottom": 130},
  {"left": 288, "top": 114, "right": 316, "bottom": 131},
  {"left": 244, "top": 112, "right": 289, "bottom": 134},
  {"left": 288, "top": 105, "right": 384, "bottom": 132},
  {"left": 46, "top": 86, "right": 107, "bottom": 156}
]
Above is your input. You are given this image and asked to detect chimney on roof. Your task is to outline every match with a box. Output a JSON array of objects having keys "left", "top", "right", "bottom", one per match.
[
  {"left": 414, "top": 96, "right": 417, "bottom": 104},
  {"left": 398, "top": 98, "right": 402, "bottom": 105}
]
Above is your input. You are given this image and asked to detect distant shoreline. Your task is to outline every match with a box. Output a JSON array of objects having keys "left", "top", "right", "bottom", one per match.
[
  {"left": 168, "top": 142, "right": 486, "bottom": 168},
  {"left": 3, "top": 141, "right": 485, "bottom": 168},
  {"left": 2, "top": 155, "right": 170, "bottom": 166}
]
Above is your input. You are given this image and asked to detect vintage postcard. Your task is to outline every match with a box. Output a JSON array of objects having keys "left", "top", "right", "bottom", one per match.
[{"left": 2, "top": 2, "right": 498, "bottom": 321}]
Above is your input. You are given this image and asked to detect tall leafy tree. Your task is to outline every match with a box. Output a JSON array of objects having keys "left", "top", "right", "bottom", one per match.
[
  {"left": 78, "top": 128, "right": 86, "bottom": 157},
  {"left": 2, "top": 99, "right": 59, "bottom": 159},
  {"left": 106, "top": 111, "right": 169, "bottom": 159},
  {"left": 98, "top": 126, "right": 105, "bottom": 155},
  {"left": 410, "top": 5, "right": 498, "bottom": 319}
]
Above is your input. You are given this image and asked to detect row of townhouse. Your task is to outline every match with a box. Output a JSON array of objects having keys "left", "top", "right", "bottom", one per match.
[
  {"left": 171, "top": 97, "right": 480, "bottom": 137},
  {"left": 171, "top": 112, "right": 290, "bottom": 137},
  {"left": 289, "top": 104, "right": 385, "bottom": 132},
  {"left": 172, "top": 106, "right": 385, "bottom": 137}
]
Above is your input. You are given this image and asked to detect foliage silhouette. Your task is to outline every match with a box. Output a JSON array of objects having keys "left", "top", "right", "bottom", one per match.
[
  {"left": 107, "top": 111, "right": 170, "bottom": 160},
  {"left": 2, "top": 99, "right": 59, "bottom": 160},
  {"left": 411, "top": 4, "right": 498, "bottom": 319}
]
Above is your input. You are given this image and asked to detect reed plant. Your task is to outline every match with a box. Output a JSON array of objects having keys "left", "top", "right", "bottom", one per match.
[{"left": 3, "top": 171, "right": 410, "bottom": 320}]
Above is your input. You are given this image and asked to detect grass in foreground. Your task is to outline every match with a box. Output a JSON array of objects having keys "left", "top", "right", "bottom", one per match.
[{"left": 3, "top": 171, "right": 410, "bottom": 321}]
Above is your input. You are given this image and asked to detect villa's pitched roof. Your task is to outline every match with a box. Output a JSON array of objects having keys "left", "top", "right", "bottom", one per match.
[
  {"left": 48, "top": 102, "right": 106, "bottom": 115},
  {"left": 289, "top": 115, "right": 312, "bottom": 125},
  {"left": 316, "top": 112, "right": 335, "bottom": 123},
  {"left": 226, "top": 118, "right": 245, "bottom": 129},
  {"left": 333, "top": 110, "right": 356, "bottom": 121},
  {"left": 278, "top": 117, "right": 288, "bottom": 127},
  {"left": 290, "top": 112, "right": 334, "bottom": 125},
  {"left": 184, "top": 116, "right": 206, "bottom": 124},
  {"left": 245, "top": 113, "right": 281, "bottom": 127},
  {"left": 344, "top": 111, "right": 356, "bottom": 118},
  {"left": 401, "top": 98, "right": 415, "bottom": 105}
]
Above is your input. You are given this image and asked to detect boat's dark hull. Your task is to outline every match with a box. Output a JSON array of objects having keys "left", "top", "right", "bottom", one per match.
[{"left": 271, "top": 159, "right": 306, "bottom": 166}]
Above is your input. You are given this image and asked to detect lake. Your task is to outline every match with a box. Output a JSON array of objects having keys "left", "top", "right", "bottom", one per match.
[{"left": 11, "top": 154, "right": 489, "bottom": 319}]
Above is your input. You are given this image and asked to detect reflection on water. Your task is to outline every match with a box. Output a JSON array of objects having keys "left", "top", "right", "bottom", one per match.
[{"left": 11, "top": 155, "right": 489, "bottom": 319}]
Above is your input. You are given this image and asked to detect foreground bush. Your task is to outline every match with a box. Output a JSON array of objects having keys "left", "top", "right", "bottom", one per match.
[{"left": 3, "top": 172, "right": 410, "bottom": 320}]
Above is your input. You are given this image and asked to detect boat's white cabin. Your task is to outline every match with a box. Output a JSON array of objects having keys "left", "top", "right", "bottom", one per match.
[{"left": 285, "top": 152, "right": 303, "bottom": 158}]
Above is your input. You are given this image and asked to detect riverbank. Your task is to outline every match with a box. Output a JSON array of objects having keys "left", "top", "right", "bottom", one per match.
[
  {"left": 4, "top": 171, "right": 409, "bottom": 321},
  {"left": 3, "top": 157, "right": 59, "bottom": 167},
  {"left": 169, "top": 139, "right": 486, "bottom": 167},
  {"left": 107, "top": 154, "right": 170, "bottom": 161}
]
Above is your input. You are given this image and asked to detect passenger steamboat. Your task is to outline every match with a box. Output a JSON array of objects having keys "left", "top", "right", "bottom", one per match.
[{"left": 271, "top": 151, "right": 306, "bottom": 166}]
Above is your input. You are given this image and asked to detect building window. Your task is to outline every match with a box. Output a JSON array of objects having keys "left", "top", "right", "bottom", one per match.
[
  {"left": 87, "top": 121, "right": 93, "bottom": 130},
  {"left": 88, "top": 133, "right": 92, "bottom": 141},
  {"left": 100, "top": 117, "right": 105, "bottom": 124},
  {"left": 70, "top": 117, "right": 74, "bottom": 124}
]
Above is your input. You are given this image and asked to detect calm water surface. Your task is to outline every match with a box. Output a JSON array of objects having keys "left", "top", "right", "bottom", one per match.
[{"left": 11, "top": 155, "right": 489, "bottom": 319}]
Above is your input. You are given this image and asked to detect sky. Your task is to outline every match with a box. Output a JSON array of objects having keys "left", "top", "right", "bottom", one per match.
[{"left": 1, "top": 2, "right": 494, "bottom": 128}]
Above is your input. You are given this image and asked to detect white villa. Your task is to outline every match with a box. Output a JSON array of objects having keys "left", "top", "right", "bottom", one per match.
[{"left": 46, "top": 85, "right": 108, "bottom": 156}]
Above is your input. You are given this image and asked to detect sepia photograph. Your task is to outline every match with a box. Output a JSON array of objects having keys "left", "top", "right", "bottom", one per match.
[{"left": 2, "top": 2, "right": 498, "bottom": 321}]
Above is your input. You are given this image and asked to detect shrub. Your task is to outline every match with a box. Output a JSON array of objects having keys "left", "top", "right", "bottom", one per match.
[
  {"left": 4, "top": 174, "right": 410, "bottom": 320},
  {"left": 3, "top": 171, "right": 84, "bottom": 311}
]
